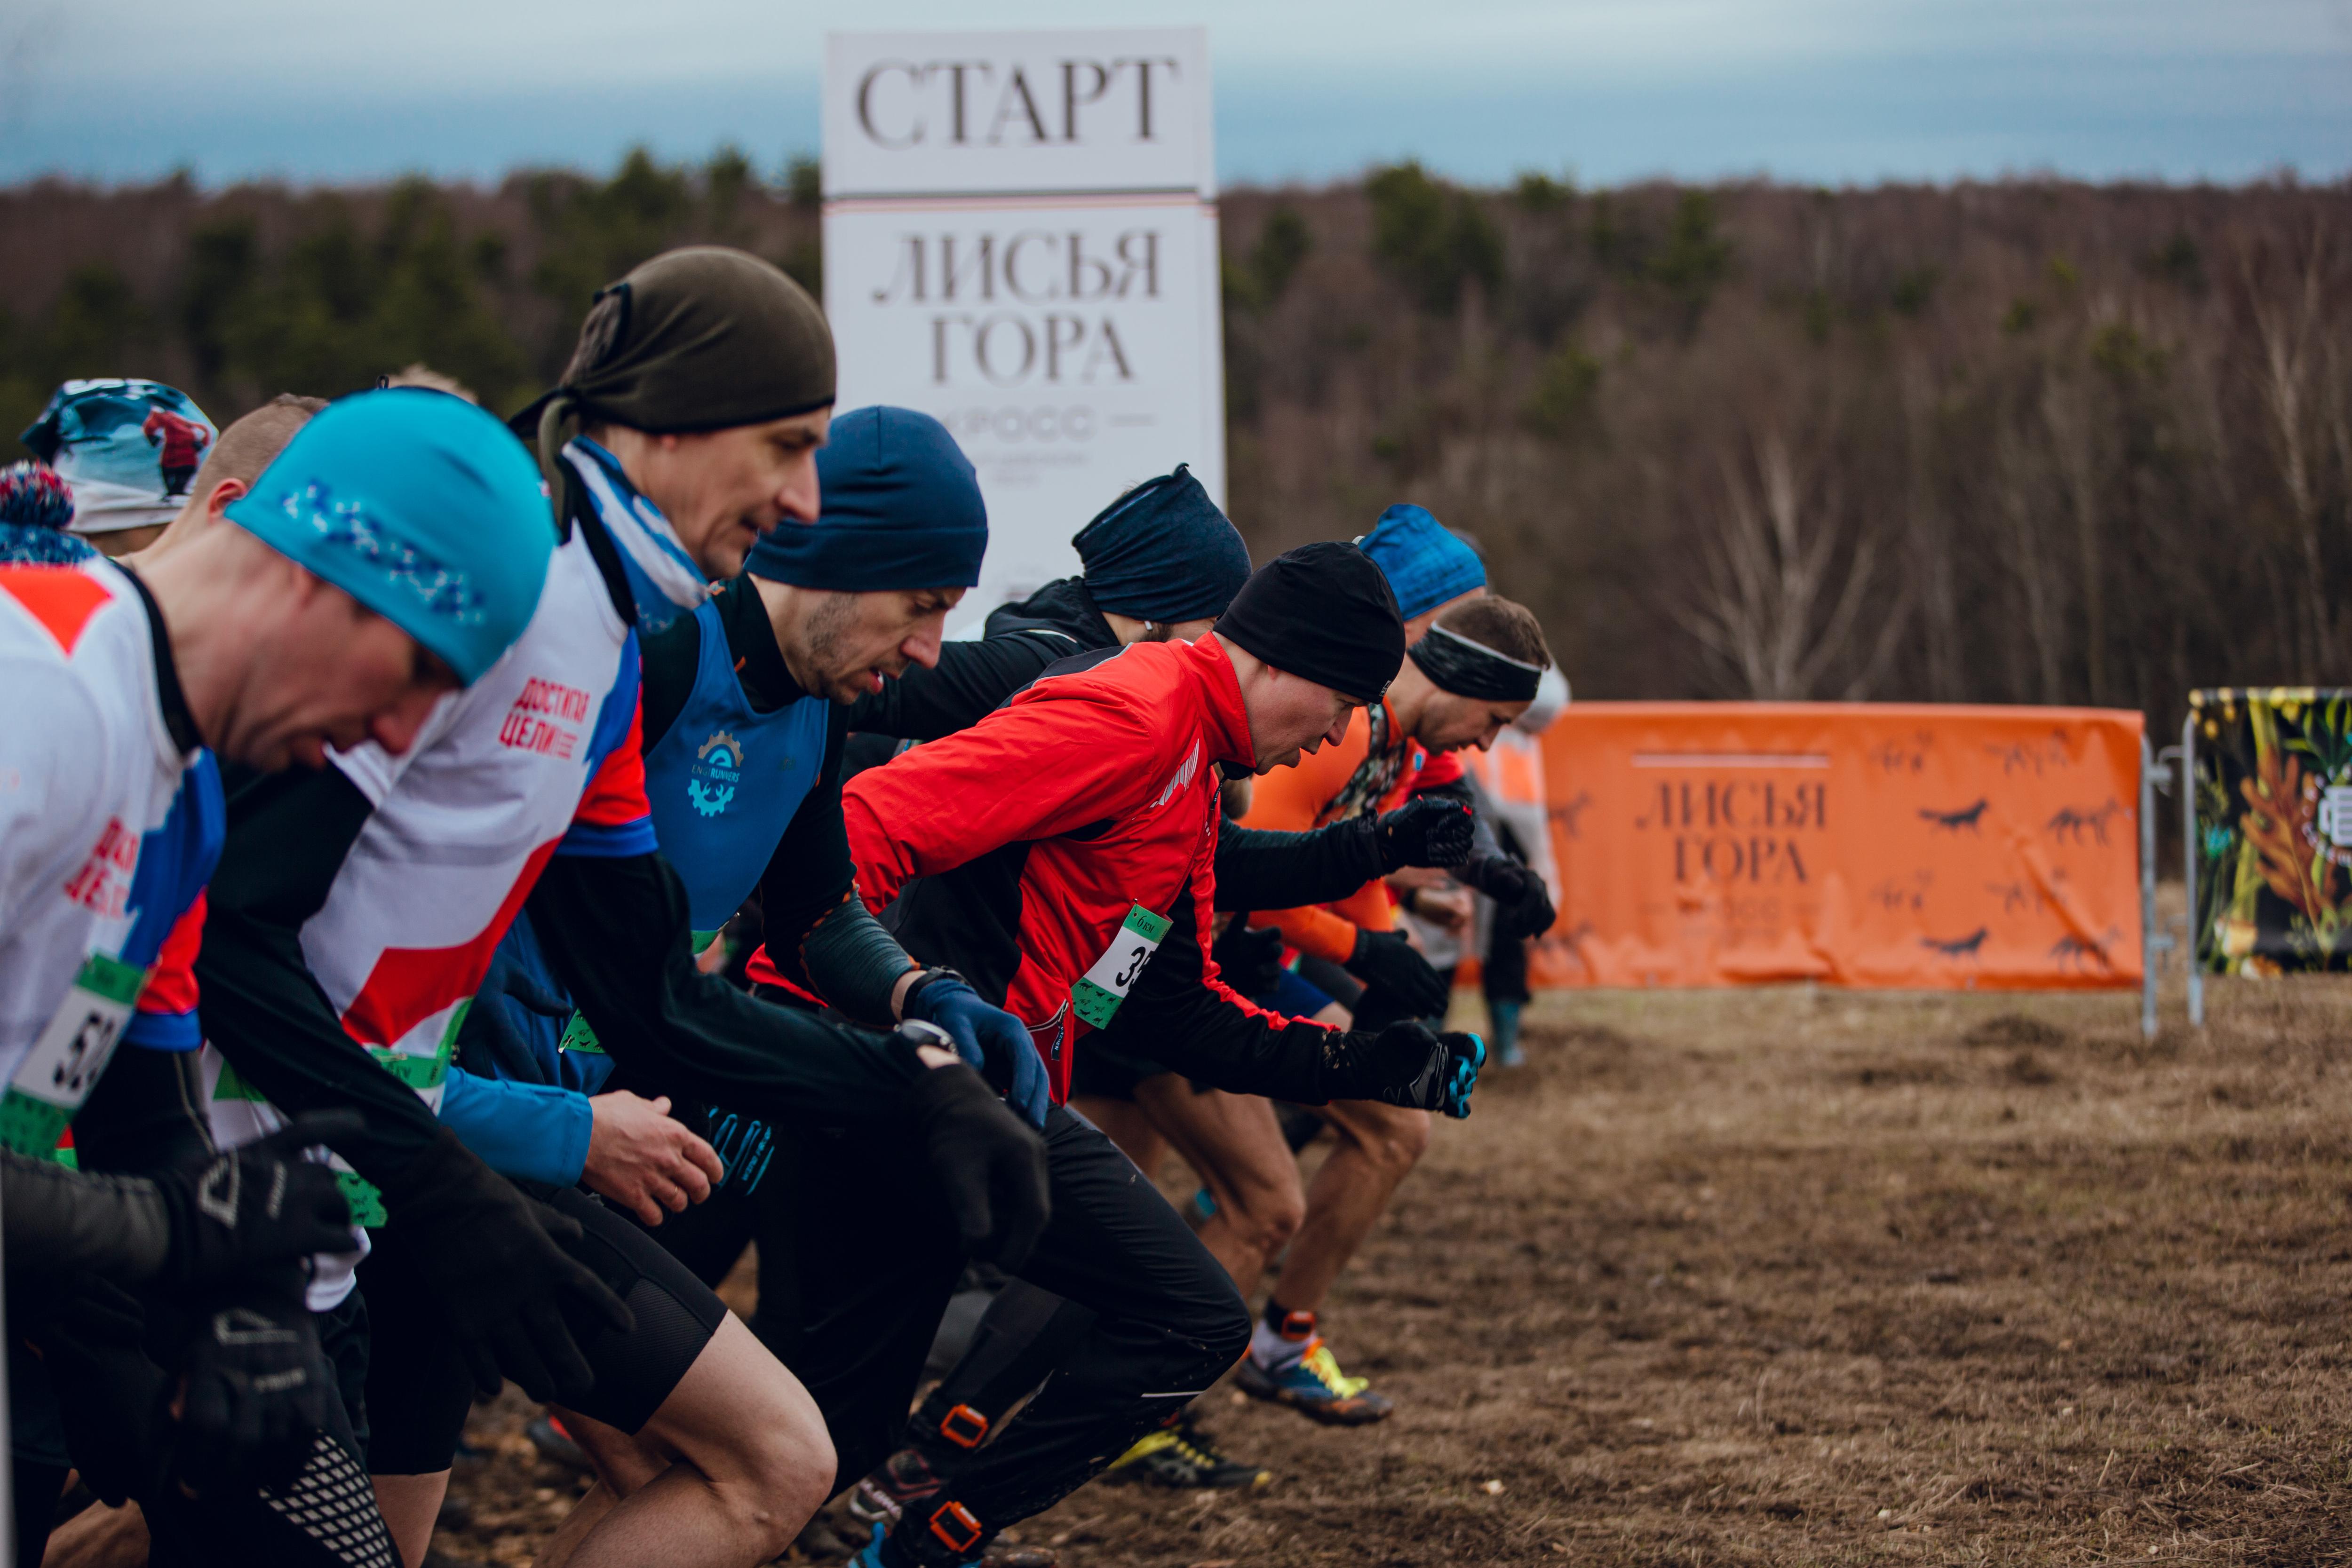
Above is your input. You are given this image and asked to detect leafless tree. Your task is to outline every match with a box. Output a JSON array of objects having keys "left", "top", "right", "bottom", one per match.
[{"left": 1681, "top": 430, "right": 1908, "bottom": 700}]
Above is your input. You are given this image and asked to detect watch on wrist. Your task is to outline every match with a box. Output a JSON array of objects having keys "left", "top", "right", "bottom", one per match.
[{"left": 900, "top": 966, "right": 966, "bottom": 1018}]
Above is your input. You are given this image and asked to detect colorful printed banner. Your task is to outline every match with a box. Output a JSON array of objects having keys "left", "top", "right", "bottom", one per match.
[
  {"left": 2188, "top": 688, "right": 2352, "bottom": 975},
  {"left": 1526, "top": 704, "right": 2145, "bottom": 990}
]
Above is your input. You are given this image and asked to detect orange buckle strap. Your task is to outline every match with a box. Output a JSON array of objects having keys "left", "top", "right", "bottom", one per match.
[
  {"left": 938, "top": 1403, "right": 990, "bottom": 1449},
  {"left": 928, "top": 1500, "right": 983, "bottom": 1555},
  {"left": 1280, "top": 1308, "right": 1316, "bottom": 1340}
]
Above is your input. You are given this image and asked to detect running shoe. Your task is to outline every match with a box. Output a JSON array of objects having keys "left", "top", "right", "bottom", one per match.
[
  {"left": 525, "top": 1414, "right": 592, "bottom": 1473},
  {"left": 848, "top": 1446, "right": 945, "bottom": 1525},
  {"left": 1236, "top": 1337, "right": 1396, "bottom": 1425},
  {"left": 1100, "top": 1419, "right": 1271, "bottom": 1490}
]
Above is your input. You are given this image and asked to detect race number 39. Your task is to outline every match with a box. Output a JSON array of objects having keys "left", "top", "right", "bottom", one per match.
[
  {"left": 0, "top": 950, "right": 146, "bottom": 1156},
  {"left": 1071, "top": 904, "right": 1173, "bottom": 1029}
]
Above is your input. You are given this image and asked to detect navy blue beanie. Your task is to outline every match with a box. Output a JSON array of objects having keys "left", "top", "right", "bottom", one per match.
[
  {"left": 745, "top": 406, "right": 986, "bottom": 590},
  {"left": 1072, "top": 463, "right": 1252, "bottom": 624}
]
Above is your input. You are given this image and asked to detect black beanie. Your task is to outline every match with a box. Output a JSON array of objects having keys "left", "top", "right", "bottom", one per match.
[
  {"left": 521, "top": 246, "right": 837, "bottom": 485},
  {"left": 1217, "top": 542, "right": 1405, "bottom": 702}
]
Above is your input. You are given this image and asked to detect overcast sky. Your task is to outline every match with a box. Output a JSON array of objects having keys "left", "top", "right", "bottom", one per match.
[{"left": 2, "top": 0, "right": 2345, "bottom": 188}]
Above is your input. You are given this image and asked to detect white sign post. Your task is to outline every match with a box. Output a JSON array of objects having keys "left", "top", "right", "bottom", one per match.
[{"left": 823, "top": 30, "right": 1224, "bottom": 627}]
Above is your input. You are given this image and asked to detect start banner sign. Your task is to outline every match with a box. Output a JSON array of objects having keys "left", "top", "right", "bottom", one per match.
[
  {"left": 823, "top": 30, "right": 1223, "bottom": 629},
  {"left": 1529, "top": 704, "right": 2146, "bottom": 990}
]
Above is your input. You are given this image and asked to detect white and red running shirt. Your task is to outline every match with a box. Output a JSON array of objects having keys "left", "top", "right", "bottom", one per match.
[
  {"left": 199, "top": 524, "right": 654, "bottom": 1301},
  {"left": 0, "top": 561, "right": 221, "bottom": 1158}
]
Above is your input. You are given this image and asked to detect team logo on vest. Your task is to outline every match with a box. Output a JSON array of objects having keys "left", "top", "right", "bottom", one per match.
[{"left": 688, "top": 730, "right": 743, "bottom": 817}]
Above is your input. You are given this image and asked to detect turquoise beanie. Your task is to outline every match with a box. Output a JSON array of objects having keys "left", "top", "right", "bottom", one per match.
[{"left": 226, "top": 389, "right": 554, "bottom": 683}]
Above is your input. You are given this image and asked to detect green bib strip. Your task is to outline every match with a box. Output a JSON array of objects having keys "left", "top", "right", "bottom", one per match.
[
  {"left": 0, "top": 950, "right": 149, "bottom": 1161},
  {"left": 210, "top": 999, "right": 470, "bottom": 1229},
  {"left": 1071, "top": 904, "right": 1173, "bottom": 1029}
]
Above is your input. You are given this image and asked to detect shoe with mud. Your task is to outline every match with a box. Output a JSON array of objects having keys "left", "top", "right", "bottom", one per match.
[
  {"left": 1236, "top": 1337, "right": 1395, "bottom": 1425},
  {"left": 849, "top": 1447, "right": 945, "bottom": 1525},
  {"left": 1101, "top": 1421, "right": 1271, "bottom": 1490}
]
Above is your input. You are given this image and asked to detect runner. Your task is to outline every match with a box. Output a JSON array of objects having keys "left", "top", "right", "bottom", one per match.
[
  {"left": 487, "top": 405, "right": 1050, "bottom": 1537},
  {"left": 829, "top": 481, "right": 1482, "bottom": 1508},
  {"left": 817, "top": 542, "right": 1487, "bottom": 1568},
  {"left": 1196, "top": 592, "right": 1554, "bottom": 1425},
  {"left": 192, "top": 250, "right": 1047, "bottom": 1568},
  {"left": 1, "top": 384, "right": 556, "bottom": 1566}
]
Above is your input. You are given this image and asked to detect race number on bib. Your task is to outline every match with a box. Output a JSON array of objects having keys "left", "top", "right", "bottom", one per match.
[
  {"left": 1, "top": 950, "right": 147, "bottom": 1156},
  {"left": 1070, "top": 904, "right": 1173, "bottom": 1029}
]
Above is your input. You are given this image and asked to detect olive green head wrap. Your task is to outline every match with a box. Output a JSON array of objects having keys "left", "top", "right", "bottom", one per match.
[{"left": 524, "top": 246, "right": 836, "bottom": 483}]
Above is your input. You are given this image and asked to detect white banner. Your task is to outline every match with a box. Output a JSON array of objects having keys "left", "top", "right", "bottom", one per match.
[{"left": 824, "top": 30, "right": 1224, "bottom": 627}]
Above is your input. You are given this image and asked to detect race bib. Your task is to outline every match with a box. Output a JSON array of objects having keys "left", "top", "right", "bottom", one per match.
[
  {"left": 1, "top": 951, "right": 146, "bottom": 1156},
  {"left": 1070, "top": 904, "right": 1172, "bottom": 1029}
]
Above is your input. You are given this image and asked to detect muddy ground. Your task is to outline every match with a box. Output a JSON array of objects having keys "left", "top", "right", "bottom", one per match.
[{"left": 437, "top": 972, "right": 2352, "bottom": 1566}]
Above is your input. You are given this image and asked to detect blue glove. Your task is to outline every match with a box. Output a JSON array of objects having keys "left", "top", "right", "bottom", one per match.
[{"left": 905, "top": 973, "right": 1050, "bottom": 1130}]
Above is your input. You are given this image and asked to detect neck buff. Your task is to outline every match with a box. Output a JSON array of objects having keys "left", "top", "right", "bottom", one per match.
[
  {"left": 564, "top": 436, "right": 709, "bottom": 636},
  {"left": 1328, "top": 702, "right": 1413, "bottom": 823},
  {"left": 1407, "top": 623, "right": 1544, "bottom": 702}
]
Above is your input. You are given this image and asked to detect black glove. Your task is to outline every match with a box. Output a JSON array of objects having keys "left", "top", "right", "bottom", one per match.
[
  {"left": 378, "top": 1127, "right": 635, "bottom": 1403},
  {"left": 1375, "top": 796, "right": 1476, "bottom": 872},
  {"left": 1351, "top": 1021, "right": 1487, "bottom": 1118},
  {"left": 1462, "top": 855, "right": 1557, "bottom": 940},
  {"left": 904, "top": 1041, "right": 1050, "bottom": 1272},
  {"left": 1345, "top": 927, "right": 1451, "bottom": 1020},
  {"left": 1211, "top": 921, "right": 1287, "bottom": 999},
  {"left": 172, "top": 1267, "right": 334, "bottom": 1495},
  {"left": 152, "top": 1112, "right": 361, "bottom": 1297}
]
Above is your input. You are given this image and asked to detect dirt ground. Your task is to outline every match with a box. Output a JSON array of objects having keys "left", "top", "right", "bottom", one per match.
[{"left": 436, "top": 968, "right": 2352, "bottom": 1566}]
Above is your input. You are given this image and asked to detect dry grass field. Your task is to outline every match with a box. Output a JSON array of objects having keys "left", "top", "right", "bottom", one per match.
[{"left": 438, "top": 970, "right": 2352, "bottom": 1567}]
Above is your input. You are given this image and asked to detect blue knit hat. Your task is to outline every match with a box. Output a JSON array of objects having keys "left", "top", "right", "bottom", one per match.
[
  {"left": 1357, "top": 503, "right": 1486, "bottom": 622},
  {"left": 745, "top": 407, "right": 986, "bottom": 591},
  {"left": 1073, "top": 464, "right": 1252, "bottom": 624},
  {"left": 225, "top": 389, "right": 554, "bottom": 684}
]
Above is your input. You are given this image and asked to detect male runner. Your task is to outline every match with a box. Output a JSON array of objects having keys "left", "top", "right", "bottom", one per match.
[
  {"left": 1, "top": 385, "right": 556, "bottom": 1564},
  {"left": 819, "top": 542, "right": 1486, "bottom": 1568},
  {"left": 195, "top": 251, "right": 1046, "bottom": 1568}
]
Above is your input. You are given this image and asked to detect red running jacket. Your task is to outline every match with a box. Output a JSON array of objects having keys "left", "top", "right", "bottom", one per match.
[{"left": 846, "top": 634, "right": 1355, "bottom": 1107}]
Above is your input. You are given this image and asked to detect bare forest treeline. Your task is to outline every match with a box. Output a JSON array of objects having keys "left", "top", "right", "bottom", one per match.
[{"left": 3, "top": 153, "right": 2348, "bottom": 736}]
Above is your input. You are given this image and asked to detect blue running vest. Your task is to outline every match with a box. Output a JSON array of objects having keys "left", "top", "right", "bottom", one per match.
[{"left": 642, "top": 596, "right": 832, "bottom": 937}]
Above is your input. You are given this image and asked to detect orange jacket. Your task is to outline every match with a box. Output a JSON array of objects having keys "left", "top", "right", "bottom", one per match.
[{"left": 1239, "top": 700, "right": 1435, "bottom": 963}]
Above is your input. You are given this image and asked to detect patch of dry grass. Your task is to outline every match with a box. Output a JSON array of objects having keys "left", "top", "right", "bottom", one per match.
[{"left": 445, "top": 972, "right": 2352, "bottom": 1565}]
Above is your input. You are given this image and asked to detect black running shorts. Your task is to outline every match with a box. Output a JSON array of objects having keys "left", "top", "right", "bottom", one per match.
[{"left": 357, "top": 1185, "right": 728, "bottom": 1475}]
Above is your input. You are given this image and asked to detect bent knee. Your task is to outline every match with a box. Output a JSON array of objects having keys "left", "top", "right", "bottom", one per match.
[
  {"left": 664, "top": 1342, "right": 837, "bottom": 1548},
  {"left": 1226, "top": 1187, "right": 1305, "bottom": 1259},
  {"left": 710, "top": 1408, "right": 834, "bottom": 1551},
  {"left": 1356, "top": 1105, "right": 1431, "bottom": 1173}
]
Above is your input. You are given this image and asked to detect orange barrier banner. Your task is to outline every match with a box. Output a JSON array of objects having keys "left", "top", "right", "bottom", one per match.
[{"left": 1527, "top": 704, "right": 2145, "bottom": 990}]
